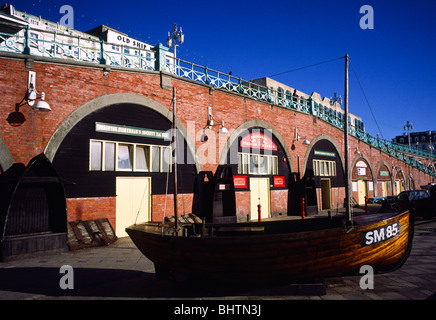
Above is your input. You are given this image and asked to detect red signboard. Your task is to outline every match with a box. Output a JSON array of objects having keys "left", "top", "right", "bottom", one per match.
[
  {"left": 240, "top": 133, "right": 277, "bottom": 151},
  {"left": 273, "top": 176, "right": 286, "bottom": 188},
  {"left": 233, "top": 175, "right": 248, "bottom": 188}
]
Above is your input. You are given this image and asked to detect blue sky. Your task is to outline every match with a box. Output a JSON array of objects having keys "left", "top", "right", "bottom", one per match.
[{"left": 10, "top": 0, "right": 436, "bottom": 141}]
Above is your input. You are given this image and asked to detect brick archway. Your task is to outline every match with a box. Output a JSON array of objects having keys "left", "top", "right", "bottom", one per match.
[
  {"left": 301, "top": 134, "right": 345, "bottom": 176},
  {"left": 44, "top": 92, "right": 202, "bottom": 173},
  {"left": 218, "top": 119, "right": 294, "bottom": 172},
  {"left": 0, "top": 137, "right": 14, "bottom": 172}
]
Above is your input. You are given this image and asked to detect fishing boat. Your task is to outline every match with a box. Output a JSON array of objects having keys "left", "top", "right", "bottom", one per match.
[
  {"left": 127, "top": 210, "right": 412, "bottom": 283},
  {"left": 126, "top": 55, "right": 414, "bottom": 283}
]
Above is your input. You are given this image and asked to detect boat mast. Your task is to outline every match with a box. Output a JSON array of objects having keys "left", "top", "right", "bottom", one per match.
[
  {"left": 344, "top": 54, "right": 352, "bottom": 225},
  {"left": 172, "top": 87, "right": 179, "bottom": 232}
]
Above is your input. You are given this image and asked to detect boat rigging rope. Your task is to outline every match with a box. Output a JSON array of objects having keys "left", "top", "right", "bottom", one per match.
[
  {"left": 162, "top": 100, "right": 174, "bottom": 234},
  {"left": 349, "top": 58, "right": 384, "bottom": 140},
  {"left": 263, "top": 55, "right": 384, "bottom": 141},
  {"left": 161, "top": 160, "right": 171, "bottom": 235},
  {"left": 264, "top": 56, "right": 344, "bottom": 78},
  {"left": 134, "top": 180, "right": 149, "bottom": 225}
]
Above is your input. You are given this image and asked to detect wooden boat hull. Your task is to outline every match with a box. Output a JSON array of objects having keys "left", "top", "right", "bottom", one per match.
[{"left": 126, "top": 211, "right": 412, "bottom": 283}]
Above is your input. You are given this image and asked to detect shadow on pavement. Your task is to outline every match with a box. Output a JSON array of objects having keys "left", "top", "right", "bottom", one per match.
[{"left": 0, "top": 267, "right": 325, "bottom": 299}]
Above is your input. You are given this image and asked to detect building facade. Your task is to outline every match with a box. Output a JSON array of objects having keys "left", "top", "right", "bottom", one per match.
[
  {"left": 0, "top": 3, "right": 435, "bottom": 255},
  {"left": 393, "top": 131, "right": 436, "bottom": 153},
  {"left": 0, "top": 4, "right": 173, "bottom": 72}
]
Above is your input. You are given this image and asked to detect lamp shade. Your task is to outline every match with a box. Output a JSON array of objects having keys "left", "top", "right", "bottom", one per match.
[
  {"left": 33, "top": 100, "right": 51, "bottom": 111},
  {"left": 219, "top": 127, "right": 228, "bottom": 134}
]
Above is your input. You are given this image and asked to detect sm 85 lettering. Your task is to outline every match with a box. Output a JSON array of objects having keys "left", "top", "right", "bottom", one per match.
[{"left": 362, "top": 222, "right": 400, "bottom": 247}]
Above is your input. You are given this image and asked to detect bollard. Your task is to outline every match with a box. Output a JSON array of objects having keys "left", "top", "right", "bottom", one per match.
[
  {"left": 257, "top": 204, "right": 261, "bottom": 222},
  {"left": 301, "top": 198, "right": 305, "bottom": 219},
  {"left": 365, "top": 196, "right": 368, "bottom": 214}
]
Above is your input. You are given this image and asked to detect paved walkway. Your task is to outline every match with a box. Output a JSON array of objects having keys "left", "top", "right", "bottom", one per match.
[{"left": 1, "top": 215, "right": 436, "bottom": 301}]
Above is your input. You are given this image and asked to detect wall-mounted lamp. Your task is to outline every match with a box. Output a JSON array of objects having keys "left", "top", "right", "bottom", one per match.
[
  {"left": 293, "top": 127, "right": 299, "bottom": 142},
  {"left": 292, "top": 128, "right": 311, "bottom": 147},
  {"left": 9, "top": 72, "right": 51, "bottom": 125},
  {"left": 207, "top": 107, "right": 228, "bottom": 132},
  {"left": 25, "top": 71, "right": 51, "bottom": 111},
  {"left": 352, "top": 147, "right": 361, "bottom": 155},
  {"left": 200, "top": 107, "right": 228, "bottom": 142}
]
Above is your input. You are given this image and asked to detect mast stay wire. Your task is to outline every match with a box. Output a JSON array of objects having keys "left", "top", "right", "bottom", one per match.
[
  {"left": 264, "top": 55, "right": 384, "bottom": 141},
  {"left": 264, "top": 56, "right": 345, "bottom": 78},
  {"left": 348, "top": 58, "right": 385, "bottom": 140}
]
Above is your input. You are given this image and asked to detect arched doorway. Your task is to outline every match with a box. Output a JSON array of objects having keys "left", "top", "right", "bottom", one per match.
[
  {"left": 376, "top": 162, "right": 392, "bottom": 197},
  {"left": 49, "top": 93, "right": 200, "bottom": 236},
  {"left": 220, "top": 121, "right": 292, "bottom": 221},
  {"left": 302, "top": 136, "right": 345, "bottom": 212},
  {"left": 351, "top": 157, "right": 374, "bottom": 206},
  {"left": 394, "top": 168, "right": 406, "bottom": 195}
]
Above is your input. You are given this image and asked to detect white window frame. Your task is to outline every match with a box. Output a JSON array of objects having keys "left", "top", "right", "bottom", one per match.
[
  {"left": 238, "top": 152, "right": 278, "bottom": 175},
  {"left": 134, "top": 144, "right": 151, "bottom": 172},
  {"left": 313, "top": 159, "right": 336, "bottom": 177},
  {"left": 90, "top": 139, "right": 171, "bottom": 173}
]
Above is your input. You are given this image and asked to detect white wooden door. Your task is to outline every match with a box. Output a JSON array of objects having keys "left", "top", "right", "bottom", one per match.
[
  {"left": 357, "top": 180, "right": 366, "bottom": 205},
  {"left": 395, "top": 180, "right": 402, "bottom": 195},
  {"left": 250, "top": 178, "right": 270, "bottom": 221},
  {"left": 116, "top": 177, "right": 151, "bottom": 237},
  {"left": 381, "top": 181, "right": 387, "bottom": 197}
]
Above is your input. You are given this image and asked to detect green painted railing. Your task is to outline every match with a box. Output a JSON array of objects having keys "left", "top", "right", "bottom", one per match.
[{"left": 0, "top": 26, "right": 155, "bottom": 70}]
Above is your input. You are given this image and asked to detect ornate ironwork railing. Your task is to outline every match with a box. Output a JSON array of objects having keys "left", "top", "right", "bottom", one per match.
[
  {"left": 169, "top": 59, "right": 436, "bottom": 178},
  {"left": 0, "top": 26, "right": 155, "bottom": 70},
  {"left": 0, "top": 26, "right": 434, "bottom": 178}
]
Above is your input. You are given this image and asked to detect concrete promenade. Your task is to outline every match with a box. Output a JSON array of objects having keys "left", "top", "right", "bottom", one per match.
[{"left": 1, "top": 214, "right": 436, "bottom": 301}]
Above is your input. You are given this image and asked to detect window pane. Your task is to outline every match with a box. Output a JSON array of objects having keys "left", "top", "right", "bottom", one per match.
[
  {"left": 272, "top": 156, "right": 278, "bottom": 175},
  {"left": 151, "top": 146, "right": 160, "bottom": 172},
  {"left": 249, "top": 155, "right": 258, "bottom": 174},
  {"left": 238, "top": 153, "right": 242, "bottom": 174},
  {"left": 104, "top": 142, "right": 115, "bottom": 171},
  {"left": 135, "top": 145, "right": 149, "bottom": 171},
  {"left": 118, "top": 144, "right": 133, "bottom": 170},
  {"left": 162, "top": 147, "right": 171, "bottom": 172},
  {"left": 90, "top": 141, "right": 102, "bottom": 170},
  {"left": 243, "top": 154, "right": 249, "bottom": 174},
  {"left": 259, "top": 155, "right": 267, "bottom": 174},
  {"left": 267, "top": 156, "right": 273, "bottom": 175}
]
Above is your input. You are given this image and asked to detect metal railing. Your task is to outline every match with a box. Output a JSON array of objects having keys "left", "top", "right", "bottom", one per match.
[{"left": 0, "top": 26, "right": 155, "bottom": 70}]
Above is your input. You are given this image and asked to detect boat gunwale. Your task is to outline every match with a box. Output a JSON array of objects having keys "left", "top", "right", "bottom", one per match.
[
  {"left": 126, "top": 210, "right": 410, "bottom": 241},
  {"left": 125, "top": 210, "right": 411, "bottom": 282}
]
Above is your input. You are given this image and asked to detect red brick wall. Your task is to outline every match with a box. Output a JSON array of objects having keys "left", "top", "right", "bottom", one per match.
[
  {"left": 1, "top": 55, "right": 433, "bottom": 224},
  {"left": 66, "top": 197, "right": 116, "bottom": 230},
  {"left": 151, "top": 194, "right": 194, "bottom": 223},
  {"left": 270, "top": 189, "right": 289, "bottom": 216},
  {"left": 235, "top": 191, "right": 250, "bottom": 221}
]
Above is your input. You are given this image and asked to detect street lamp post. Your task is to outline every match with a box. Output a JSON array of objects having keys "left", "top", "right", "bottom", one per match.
[
  {"left": 167, "top": 23, "right": 184, "bottom": 62},
  {"left": 404, "top": 121, "right": 413, "bottom": 150}
]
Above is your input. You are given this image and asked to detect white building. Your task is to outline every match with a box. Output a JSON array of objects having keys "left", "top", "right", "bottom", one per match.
[
  {"left": 249, "top": 77, "right": 364, "bottom": 131},
  {"left": 0, "top": 3, "right": 173, "bottom": 71}
]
